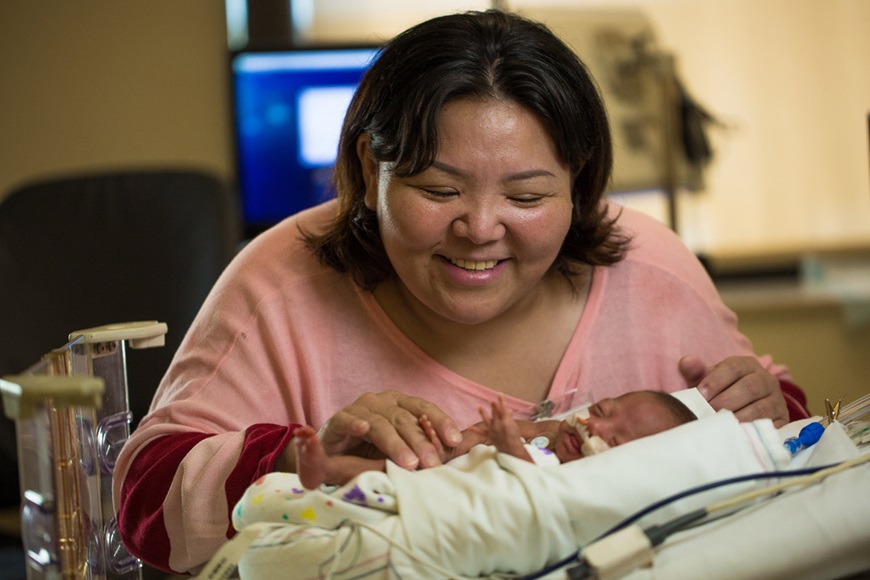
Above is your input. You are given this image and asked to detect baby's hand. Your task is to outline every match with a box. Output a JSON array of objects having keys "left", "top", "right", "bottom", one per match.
[
  {"left": 419, "top": 414, "right": 487, "bottom": 464},
  {"left": 480, "top": 398, "right": 533, "bottom": 462}
]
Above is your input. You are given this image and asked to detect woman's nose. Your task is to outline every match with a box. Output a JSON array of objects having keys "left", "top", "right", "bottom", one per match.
[{"left": 451, "top": 199, "right": 506, "bottom": 243}]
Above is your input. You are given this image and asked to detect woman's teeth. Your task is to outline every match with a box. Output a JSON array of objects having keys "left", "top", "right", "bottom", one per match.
[{"left": 449, "top": 258, "right": 498, "bottom": 271}]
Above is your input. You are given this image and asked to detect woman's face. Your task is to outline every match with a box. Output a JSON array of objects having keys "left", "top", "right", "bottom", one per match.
[{"left": 359, "top": 98, "right": 574, "bottom": 326}]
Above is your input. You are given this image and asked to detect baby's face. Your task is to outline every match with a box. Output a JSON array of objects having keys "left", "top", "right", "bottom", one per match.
[
  {"left": 586, "top": 392, "right": 676, "bottom": 446},
  {"left": 553, "top": 392, "right": 675, "bottom": 462}
]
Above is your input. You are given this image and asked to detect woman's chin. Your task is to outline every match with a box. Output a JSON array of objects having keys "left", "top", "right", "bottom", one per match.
[
  {"left": 435, "top": 305, "right": 506, "bottom": 326},
  {"left": 427, "top": 291, "right": 520, "bottom": 326}
]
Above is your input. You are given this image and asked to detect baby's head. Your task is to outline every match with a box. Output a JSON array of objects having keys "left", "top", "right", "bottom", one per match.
[{"left": 554, "top": 391, "right": 697, "bottom": 462}]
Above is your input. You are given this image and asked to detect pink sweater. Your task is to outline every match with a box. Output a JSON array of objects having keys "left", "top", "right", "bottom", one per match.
[{"left": 115, "top": 200, "right": 802, "bottom": 574}]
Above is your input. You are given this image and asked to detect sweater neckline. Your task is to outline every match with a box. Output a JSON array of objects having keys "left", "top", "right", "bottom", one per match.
[{"left": 353, "top": 267, "right": 605, "bottom": 415}]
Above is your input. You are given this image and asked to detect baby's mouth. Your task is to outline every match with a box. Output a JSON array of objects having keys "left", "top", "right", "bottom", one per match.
[
  {"left": 566, "top": 414, "right": 611, "bottom": 456},
  {"left": 447, "top": 257, "right": 499, "bottom": 271}
]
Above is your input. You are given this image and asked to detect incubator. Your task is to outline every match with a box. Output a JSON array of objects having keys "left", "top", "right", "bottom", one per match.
[{"left": 1, "top": 322, "right": 166, "bottom": 580}]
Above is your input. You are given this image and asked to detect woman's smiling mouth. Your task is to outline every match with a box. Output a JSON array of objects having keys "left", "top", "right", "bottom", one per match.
[{"left": 447, "top": 258, "right": 499, "bottom": 271}]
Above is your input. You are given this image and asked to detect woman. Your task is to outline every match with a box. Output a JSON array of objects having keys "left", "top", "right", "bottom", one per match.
[{"left": 115, "top": 9, "right": 808, "bottom": 574}]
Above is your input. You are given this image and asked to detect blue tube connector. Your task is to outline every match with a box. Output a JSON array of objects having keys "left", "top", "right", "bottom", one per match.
[{"left": 783, "top": 421, "right": 825, "bottom": 455}]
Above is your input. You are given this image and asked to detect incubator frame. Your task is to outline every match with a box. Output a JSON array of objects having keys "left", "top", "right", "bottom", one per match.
[{"left": 1, "top": 321, "right": 167, "bottom": 580}]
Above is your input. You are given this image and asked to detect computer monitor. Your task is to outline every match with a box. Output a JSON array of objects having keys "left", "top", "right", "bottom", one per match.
[{"left": 230, "top": 46, "right": 380, "bottom": 237}]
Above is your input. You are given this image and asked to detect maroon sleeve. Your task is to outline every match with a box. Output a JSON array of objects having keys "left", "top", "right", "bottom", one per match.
[
  {"left": 118, "top": 423, "right": 298, "bottom": 574},
  {"left": 224, "top": 423, "right": 300, "bottom": 538},
  {"left": 118, "top": 431, "right": 213, "bottom": 573},
  {"left": 780, "top": 379, "right": 811, "bottom": 421}
]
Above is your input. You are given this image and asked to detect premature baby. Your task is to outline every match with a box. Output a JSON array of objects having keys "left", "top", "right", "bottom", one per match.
[{"left": 296, "top": 390, "right": 697, "bottom": 487}]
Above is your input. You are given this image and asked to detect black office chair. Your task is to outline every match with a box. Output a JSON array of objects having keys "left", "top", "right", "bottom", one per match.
[{"left": 0, "top": 168, "right": 241, "bottom": 577}]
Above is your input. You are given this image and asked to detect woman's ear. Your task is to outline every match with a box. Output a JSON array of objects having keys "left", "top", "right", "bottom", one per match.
[{"left": 357, "top": 133, "right": 378, "bottom": 211}]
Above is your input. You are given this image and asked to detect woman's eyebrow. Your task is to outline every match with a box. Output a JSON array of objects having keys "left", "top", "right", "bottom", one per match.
[
  {"left": 429, "top": 161, "right": 557, "bottom": 181},
  {"left": 503, "top": 169, "right": 557, "bottom": 182},
  {"left": 429, "top": 161, "right": 464, "bottom": 176}
]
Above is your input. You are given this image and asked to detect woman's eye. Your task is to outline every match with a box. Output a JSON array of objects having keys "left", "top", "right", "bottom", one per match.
[
  {"left": 509, "top": 195, "right": 544, "bottom": 205},
  {"left": 420, "top": 188, "right": 456, "bottom": 199}
]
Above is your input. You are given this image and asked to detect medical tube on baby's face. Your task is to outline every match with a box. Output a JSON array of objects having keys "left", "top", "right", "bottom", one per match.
[{"left": 564, "top": 410, "right": 610, "bottom": 456}]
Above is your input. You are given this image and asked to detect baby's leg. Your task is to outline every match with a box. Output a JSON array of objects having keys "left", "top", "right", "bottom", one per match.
[
  {"left": 295, "top": 426, "right": 386, "bottom": 489},
  {"left": 480, "top": 399, "right": 533, "bottom": 462},
  {"left": 295, "top": 426, "right": 331, "bottom": 489}
]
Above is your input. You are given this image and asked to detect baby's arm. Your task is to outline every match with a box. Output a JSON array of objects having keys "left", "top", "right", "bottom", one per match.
[
  {"left": 418, "top": 414, "right": 489, "bottom": 464},
  {"left": 479, "top": 399, "right": 534, "bottom": 462}
]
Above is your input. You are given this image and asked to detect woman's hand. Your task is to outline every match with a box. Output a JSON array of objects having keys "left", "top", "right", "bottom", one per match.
[
  {"left": 679, "top": 355, "right": 789, "bottom": 427},
  {"left": 316, "top": 390, "right": 464, "bottom": 470}
]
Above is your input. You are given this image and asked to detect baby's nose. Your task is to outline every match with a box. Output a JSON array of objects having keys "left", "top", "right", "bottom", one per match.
[{"left": 586, "top": 418, "right": 611, "bottom": 442}]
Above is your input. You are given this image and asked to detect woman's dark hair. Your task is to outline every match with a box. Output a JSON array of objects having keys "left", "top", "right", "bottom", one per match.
[{"left": 305, "top": 9, "right": 630, "bottom": 290}]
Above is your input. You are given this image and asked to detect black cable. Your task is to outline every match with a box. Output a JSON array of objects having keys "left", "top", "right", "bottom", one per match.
[
  {"left": 565, "top": 559, "right": 593, "bottom": 580},
  {"left": 519, "top": 462, "right": 842, "bottom": 580},
  {"left": 642, "top": 508, "right": 708, "bottom": 547},
  {"left": 595, "top": 462, "right": 839, "bottom": 539}
]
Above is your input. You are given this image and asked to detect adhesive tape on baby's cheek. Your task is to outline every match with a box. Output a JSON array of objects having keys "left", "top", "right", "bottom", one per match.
[{"left": 581, "top": 435, "right": 610, "bottom": 456}]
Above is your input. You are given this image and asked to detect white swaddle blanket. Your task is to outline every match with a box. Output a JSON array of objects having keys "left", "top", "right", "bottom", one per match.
[
  {"left": 620, "top": 419, "right": 870, "bottom": 580},
  {"left": 230, "top": 410, "right": 790, "bottom": 579}
]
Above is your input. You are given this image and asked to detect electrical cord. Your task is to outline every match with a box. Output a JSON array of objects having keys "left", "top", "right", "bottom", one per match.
[
  {"left": 563, "top": 454, "right": 870, "bottom": 580},
  {"left": 596, "top": 462, "right": 839, "bottom": 539},
  {"left": 521, "top": 455, "right": 870, "bottom": 580},
  {"left": 704, "top": 453, "right": 869, "bottom": 515},
  {"left": 520, "top": 465, "right": 831, "bottom": 580}
]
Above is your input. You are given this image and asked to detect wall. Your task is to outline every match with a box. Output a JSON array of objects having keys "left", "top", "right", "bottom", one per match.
[
  {"left": 0, "top": 1, "right": 231, "bottom": 199},
  {"left": 722, "top": 295, "right": 870, "bottom": 416},
  {"left": 620, "top": 0, "right": 870, "bottom": 253},
  {"left": 293, "top": 0, "right": 870, "bottom": 255}
]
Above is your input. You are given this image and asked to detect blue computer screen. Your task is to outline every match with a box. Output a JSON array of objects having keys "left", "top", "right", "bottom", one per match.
[{"left": 231, "top": 47, "right": 379, "bottom": 236}]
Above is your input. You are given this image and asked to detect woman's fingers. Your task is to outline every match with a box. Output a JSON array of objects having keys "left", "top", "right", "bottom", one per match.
[
  {"left": 681, "top": 355, "right": 789, "bottom": 426},
  {"left": 318, "top": 391, "right": 462, "bottom": 470}
]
